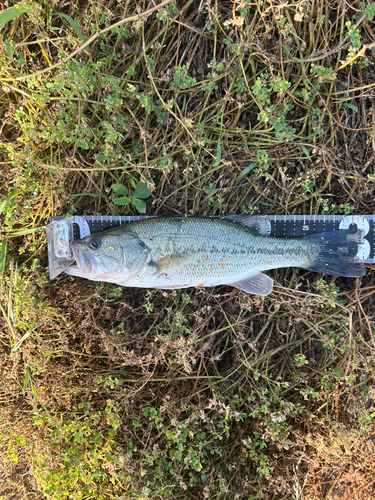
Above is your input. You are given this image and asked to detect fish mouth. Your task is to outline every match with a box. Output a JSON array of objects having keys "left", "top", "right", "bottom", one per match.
[{"left": 70, "top": 242, "right": 98, "bottom": 273}]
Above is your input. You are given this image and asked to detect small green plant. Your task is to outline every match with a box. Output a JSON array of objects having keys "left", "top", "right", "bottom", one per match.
[
  {"left": 111, "top": 181, "right": 151, "bottom": 213},
  {"left": 294, "top": 354, "right": 308, "bottom": 367},
  {"left": 157, "top": 150, "right": 174, "bottom": 172},
  {"left": 251, "top": 73, "right": 296, "bottom": 141},
  {"left": 207, "top": 58, "right": 224, "bottom": 74},
  {"left": 252, "top": 73, "right": 272, "bottom": 105},
  {"left": 170, "top": 65, "right": 197, "bottom": 90},
  {"left": 346, "top": 21, "right": 362, "bottom": 49},
  {"left": 237, "top": 150, "right": 271, "bottom": 180},
  {"left": 317, "top": 198, "right": 355, "bottom": 215},
  {"left": 234, "top": 77, "right": 247, "bottom": 93},
  {"left": 310, "top": 64, "right": 336, "bottom": 83},
  {"left": 144, "top": 290, "right": 155, "bottom": 314},
  {"left": 203, "top": 80, "right": 219, "bottom": 92},
  {"left": 315, "top": 278, "right": 342, "bottom": 308},
  {"left": 156, "top": 1, "right": 178, "bottom": 21},
  {"left": 363, "top": 2, "right": 375, "bottom": 21},
  {"left": 242, "top": 436, "right": 273, "bottom": 475},
  {"left": 276, "top": 16, "right": 293, "bottom": 36}
]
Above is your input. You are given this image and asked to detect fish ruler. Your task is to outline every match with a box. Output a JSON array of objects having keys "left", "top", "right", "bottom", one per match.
[{"left": 47, "top": 214, "right": 375, "bottom": 279}]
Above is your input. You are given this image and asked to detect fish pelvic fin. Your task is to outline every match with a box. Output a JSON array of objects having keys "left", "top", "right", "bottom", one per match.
[
  {"left": 303, "top": 229, "right": 366, "bottom": 277},
  {"left": 231, "top": 272, "right": 273, "bottom": 296}
]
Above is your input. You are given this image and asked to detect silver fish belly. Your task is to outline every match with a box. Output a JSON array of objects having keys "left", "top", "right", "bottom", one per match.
[{"left": 65, "top": 216, "right": 365, "bottom": 295}]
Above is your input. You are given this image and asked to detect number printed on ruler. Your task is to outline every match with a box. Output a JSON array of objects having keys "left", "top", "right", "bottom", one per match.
[{"left": 339, "top": 216, "right": 370, "bottom": 262}]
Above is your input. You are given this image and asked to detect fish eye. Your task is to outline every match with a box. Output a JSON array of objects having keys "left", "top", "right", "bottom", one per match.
[{"left": 89, "top": 238, "right": 101, "bottom": 250}]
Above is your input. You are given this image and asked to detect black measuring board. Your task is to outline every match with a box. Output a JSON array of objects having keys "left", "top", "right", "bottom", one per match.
[
  {"left": 84, "top": 215, "right": 154, "bottom": 235},
  {"left": 266, "top": 214, "right": 364, "bottom": 237},
  {"left": 49, "top": 214, "right": 375, "bottom": 264},
  {"left": 269, "top": 216, "right": 341, "bottom": 237},
  {"left": 52, "top": 215, "right": 154, "bottom": 240},
  {"left": 72, "top": 223, "right": 81, "bottom": 240}
]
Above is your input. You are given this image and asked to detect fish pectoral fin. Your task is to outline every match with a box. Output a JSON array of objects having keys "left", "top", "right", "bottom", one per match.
[
  {"left": 150, "top": 254, "right": 189, "bottom": 273},
  {"left": 223, "top": 215, "right": 271, "bottom": 235},
  {"left": 231, "top": 273, "right": 273, "bottom": 296}
]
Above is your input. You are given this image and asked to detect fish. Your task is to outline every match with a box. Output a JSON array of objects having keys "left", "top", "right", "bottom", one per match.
[{"left": 65, "top": 215, "right": 366, "bottom": 296}]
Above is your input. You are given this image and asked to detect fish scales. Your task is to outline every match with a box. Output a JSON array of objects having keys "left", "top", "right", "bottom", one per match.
[
  {"left": 65, "top": 215, "right": 365, "bottom": 295},
  {"left": 122, "top": 217, "right": 315, "bottom": 287}
]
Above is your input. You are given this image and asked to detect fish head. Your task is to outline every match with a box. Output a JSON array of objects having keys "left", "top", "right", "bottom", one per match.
[
  {"left": 66, "top": 230, "right": 149, "bottom": 282},
  {"left": 70, "top": 232, "right": 125, "bottom": 277}
]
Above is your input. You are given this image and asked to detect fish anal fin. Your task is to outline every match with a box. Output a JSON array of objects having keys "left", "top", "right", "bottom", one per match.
[
  {"left": 223, "top": 215, "right": 271, "bottom": 235},
  {"left": 231, "top": 273, "right": 273, "bottom": 296}
]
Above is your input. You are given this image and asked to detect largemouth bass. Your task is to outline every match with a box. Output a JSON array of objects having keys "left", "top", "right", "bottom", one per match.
[{"left": 65, "top": 215, "right": 365, "bottom": 295}]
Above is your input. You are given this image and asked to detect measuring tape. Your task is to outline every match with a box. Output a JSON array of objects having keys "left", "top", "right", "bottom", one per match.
[{"left": 47, "top": 214, "right": 374, "bottom": 279}]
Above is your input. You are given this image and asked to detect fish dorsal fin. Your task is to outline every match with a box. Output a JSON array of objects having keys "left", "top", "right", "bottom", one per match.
[
  {"left": 223, "top": 215, "right": 271, "bottom": 235},
  {"left": 231, "top": 273, "right": 273, "bottom": 295}
]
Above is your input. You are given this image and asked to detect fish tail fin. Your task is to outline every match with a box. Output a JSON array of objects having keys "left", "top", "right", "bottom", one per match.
[{"left": 303, "top": 229, "right": 366, "bottom": 277}]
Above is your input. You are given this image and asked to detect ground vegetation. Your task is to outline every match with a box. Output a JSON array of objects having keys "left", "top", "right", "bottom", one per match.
[{"left": 1, "top": 0, "right": 375, "bottom": 498}]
